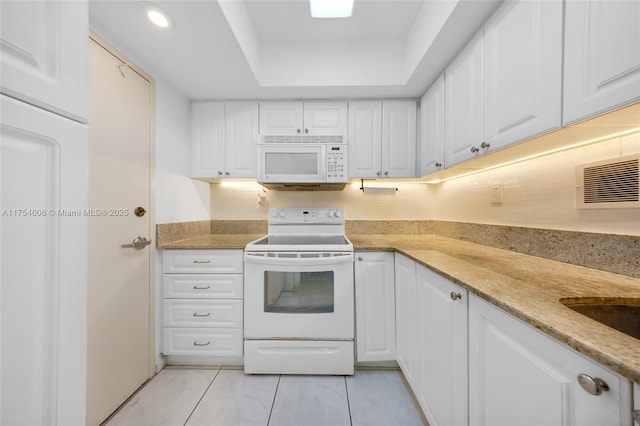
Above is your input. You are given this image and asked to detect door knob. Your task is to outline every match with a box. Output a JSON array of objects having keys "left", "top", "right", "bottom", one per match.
[
  {"left": 121, "top": 235, "right": 152, "bottom": 250},
  {"left": 134, "top": 207, "right": 147, "bottom": 217}
]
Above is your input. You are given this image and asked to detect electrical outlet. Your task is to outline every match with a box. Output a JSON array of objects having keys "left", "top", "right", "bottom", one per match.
[{"left": 490, "top": 184, "right": 503, "bottom": 204}]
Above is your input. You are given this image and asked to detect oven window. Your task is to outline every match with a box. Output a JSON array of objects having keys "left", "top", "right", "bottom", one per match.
[{"left": 264, "top": 271, "right": 334, "bottom": 313}]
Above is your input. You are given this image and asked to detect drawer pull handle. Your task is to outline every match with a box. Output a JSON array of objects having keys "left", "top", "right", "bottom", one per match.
[
  {"left": 193, "top": 260, "right": 211, "bottom": 264},
  {"left": 193, "top": 341, "right": 211, "bottom": 346},
  {"left": 193, "top": 312, "right": 210, "bottom": 317},
  {"left": 193, "top": 285, "right": 211, "bottom": 290}
]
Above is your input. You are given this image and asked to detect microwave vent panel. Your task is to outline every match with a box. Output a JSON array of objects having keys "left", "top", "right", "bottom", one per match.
[
  {"left": 261, "top": 135, "right": 344, "bottom": 144},
  {"left": 576, "top": 154, "right": 639, "bottom": 209}
]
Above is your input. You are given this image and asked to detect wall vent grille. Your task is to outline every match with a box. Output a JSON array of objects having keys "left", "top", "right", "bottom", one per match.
[{"left": 576, "top": 155, "right": 640, "bottom": 209}]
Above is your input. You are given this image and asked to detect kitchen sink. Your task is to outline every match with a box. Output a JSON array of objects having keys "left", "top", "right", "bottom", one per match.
[{"left": 560, "top": 298, "right": 640, "bottom": 340}]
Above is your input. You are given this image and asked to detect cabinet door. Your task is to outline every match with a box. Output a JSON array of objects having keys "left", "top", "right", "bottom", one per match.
[
  {"left": 382, "top": 100, "right": 417, "bottom": 178},
  {"left": 0, "top": 1, "right": 88, "bottom": 123},
  {"left": 354, "top": 252, "right": 395, "bottom": 362},
  {"left": 191, "top": 102, "right": 225, "bottom": 178},
  {"left": 416, "top": 265, "right": 468, "bottom": 426},
  {"left": 1, "top": 95, "right": 88, "bottom": 425},
  {"left": 483, "top": 0, "right": 562, "bottom": 151},
  {"left": 303, "top": 101, "right": 348, "bottom": 135},
  {"left": 259, "top": 101, "right": 303, "bottom": 135},
  {"left": 469, "top": 294, "right": 632, "bottom": 426},
  {"left": 563, "top": 0, "right": 640, "bottom": 125},
  {"left": 419, "top": 75, "right": 445, "bottom": 176},
  {"left": 445, "top": 31, "right": 484, "bottom": 167},
  {"left": 225, "top": 102, "right": 258, "bottom": 178},
  {"left": 394, "top": 254, "right": 418, "bottom": 387},
  {"left": 348, "top": 101, "right": 382, "bottom": 178}
]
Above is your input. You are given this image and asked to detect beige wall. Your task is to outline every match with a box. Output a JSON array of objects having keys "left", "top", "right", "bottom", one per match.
[{"left": 210, "top": 132, "right": 640, "bottom": 235}]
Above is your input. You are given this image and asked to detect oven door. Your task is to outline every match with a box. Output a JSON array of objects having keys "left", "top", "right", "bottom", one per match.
[{"left": 244, "top": 251, "right": 354, "bottom": 339}]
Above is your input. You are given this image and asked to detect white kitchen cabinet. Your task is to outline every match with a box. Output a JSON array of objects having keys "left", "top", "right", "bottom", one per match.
[
  {"left": 419, "top": 75, "right": 445, "bottom": 176},
  {"left": 354, "top": 252, "right": 396, "bottom": 362},
  {"left": 445, "top": 30, "right": 484, "bottom": 167},
  {"left": 162, "top": 250, "right": 244, "bottom": 359},
  {"left": 483, "top": 0, "right": 562, "bottom": 151},
  {"left": 191, "top": 101, "right": 258, "bottom": 178},
  {"left": 563, "top": 0, "right": 640, "bottom": 125},
  {"left": 348, "top": 101, "right": 382, "bottom": 178},
  {"left": 0, "top": 0, "right": 88, "bottom": 123},
  {"left": 349, "top": 100, "right": 417, "bottom": 178},
  {"left": 259, "top": 101, "right": 347, "bottom": 136},
  {"left": 1, "top": 95, "right": 88, "bottom": 425},
  {"left": 469, "top": 294, "right": 632, "bottom": 426},
  {"left": 416, "top": 264, "right": 468, "bottom": 426},
  {"left": 444, "top": 0, "right": 563, "bottom": 167},
  {"left": 394, "top": 253, "right": 418, "bottom": 387}
]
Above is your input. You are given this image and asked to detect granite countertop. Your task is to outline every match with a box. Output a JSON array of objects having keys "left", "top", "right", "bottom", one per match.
[
  {"left": 350, "top": 234, "right": 640, "bottom": 384},
  {"left": 159, "top": 232, "right": 640, "bottom": 384}
]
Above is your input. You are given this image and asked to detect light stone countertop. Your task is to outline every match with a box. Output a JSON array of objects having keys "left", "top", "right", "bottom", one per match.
[{"left": 159, "top": 232, "right": 640, "bottom": 384}]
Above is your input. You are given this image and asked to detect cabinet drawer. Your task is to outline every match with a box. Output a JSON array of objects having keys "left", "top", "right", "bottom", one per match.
[
  {"left": 163, "top": 300, "right": 243, "bottom": 328},
  {"left": 163, "top": 250, "right": 243, "bottom": 274},
  {"left": 163, "top": 328, "right": 243, "bottom": 356},
  {"left": 163, "top": 274, "right": 243, "bottom": 299}
]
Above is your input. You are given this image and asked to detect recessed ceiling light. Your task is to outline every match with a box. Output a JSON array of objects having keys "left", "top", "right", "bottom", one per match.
[
  {"left": 140, "top": 2, "right": 173, "bottom": 29},
  {"left": 310, "top": 0, "right": 354, "bottom": 18}
]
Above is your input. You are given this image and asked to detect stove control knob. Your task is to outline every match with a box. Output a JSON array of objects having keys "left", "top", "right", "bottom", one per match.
[
  {"left": 271, "top": 209, "right": 279, "bottom": 218},
  {"left": 279, "top": 210, "right": 286, "bottom": 218},
  {"left": 333, "top": 210, "right": 341, "bottom": 218}
]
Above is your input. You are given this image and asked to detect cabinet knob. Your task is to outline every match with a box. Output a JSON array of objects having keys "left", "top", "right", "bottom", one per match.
[
  {"left": 480, "top": 141, "right": 491, "bottom": 149},
  {"left": 297, "top": 128, "right": 302, "bottom": 134},
  {"left": 217, "top": 170, "right": 223, "bottom": 175},
  {"left": 376, "top": 171, "right": 382, "bottom": 176},
  {"left": 384, "top": 171, "right": 389, "bottom": 176},
  {"left": 435, "top": 162, "right": 442, "bottom": 168},
  {"left": 225, "top": 171, "right": 230, "bottom": 176},
  {"left": 304, "top": 128, "right": 309, "bottom": 134},
  {"left": 358, "top": 256, "right": 363, "bottom": 261},
  {"left": 577, "top": 374, "right": 609, "bottom": 395},
  {"left": 470, "top": 146, "right": 480, "bottom": 153},
  {"left": 450, "top": 291, "right": 462, "bottom": 301}
]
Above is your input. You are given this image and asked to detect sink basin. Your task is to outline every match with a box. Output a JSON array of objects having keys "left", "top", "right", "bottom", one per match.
[{"left": 560, "top": 298, "right": 640, "bottom": 340}]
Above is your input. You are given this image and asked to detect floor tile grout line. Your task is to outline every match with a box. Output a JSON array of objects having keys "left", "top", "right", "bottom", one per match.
[
  {"left": 344, "top": 376, "right": 353, "bottom": 426},
  {"left": 266, "top": 374, "right": 282, "bottom": 426},
  {"left": 182, "top": 366, "right": 222, "bottom": 426}
]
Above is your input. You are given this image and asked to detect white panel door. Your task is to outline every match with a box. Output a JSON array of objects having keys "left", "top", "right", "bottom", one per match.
[
  {"left": 419, "top": 75, "right": 445, "bottom": 176},
  {"left": 192, "top": 102, "right": 225, "bottom": 178},
  {"left": 381, "top": 100, "right": 417, "bottom": 178},
  {"left": 348, "top": 101, "right": 382, "bottom": 178},
  {"left": 394, "top": 254, "right": 418, "bottom": 387},
  {"left": 416, "top": 265, "right": 468, "bottom": 426},
  {"left": 303, "top": 101, "right": 348, "bottom": 135},
  {"left": 354, "top": 252, "right": 396, "bottom": 362},
  {"left": 483, "top": 0, "right": 562, "bottom": 151},
  {"left": 563, "top": 0, "right": 640, "bottom": 124},
  {"left": 469, "top": 294, "right": 632, "bottom": 426},
  {"left": 0, "top": 0, "right": 88, "bottom": 123},
  {"left": 1, "top": 94, "right": 87, "bottom": 425},
  {"left": 445, "top": 31, "right": 484, "bottom": 167},
  {"left": 86, "top": 38, "right": 153, "bottom": 425},
  {"left": 259, "top": 101, "right": 303, "bottom": 135},
  {"left": 225, "top": 102, "right": 258, "bottom": 178}
]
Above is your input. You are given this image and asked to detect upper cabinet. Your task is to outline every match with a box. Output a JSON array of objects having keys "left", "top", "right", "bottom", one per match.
[
  {"left": 0, "top": 1, "right": 88, "bottom": 123},
  {"left": 192, "top": 101, "right": 259, "bottom": 179},
  {"left": 443, "top": 0, "right": 563, "bottom": 168},
  {"left": 259, "top": 101, "right": 347, "bottom": 135},
  {"left": 563, "top": 0, "right": 640, "bottom": 125},
  {"left": 419, "top": 75, "right": 445, "bottom": 176},
  {"left": 349, "top": 100, "right": 417, "bottom": 178}
]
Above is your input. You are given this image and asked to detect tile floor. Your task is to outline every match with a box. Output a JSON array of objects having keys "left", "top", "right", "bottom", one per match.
[{"left": 105, "top": 367, "right": 427, "bottom": 426}]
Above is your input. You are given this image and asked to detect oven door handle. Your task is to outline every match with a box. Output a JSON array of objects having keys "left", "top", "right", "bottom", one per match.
[{"left": 244, "top": 252, "right": 354, "bottom": 265}]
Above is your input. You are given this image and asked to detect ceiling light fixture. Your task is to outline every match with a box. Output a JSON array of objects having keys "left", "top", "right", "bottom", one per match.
[
  {"left": 140, "top": 2, "right": 173, "bottom": 29},
  {"left": 310, "top": 0, "right": 354, "bottom": 18}
]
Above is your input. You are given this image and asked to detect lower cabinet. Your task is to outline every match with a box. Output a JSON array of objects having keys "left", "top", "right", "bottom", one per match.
[
  {"left": 393, "top": 255, "right": 632, "bottom": 426},
  {"left": 469, "top": 294, "right": 632, "bottom": 426},
  {"left": 416, "top": 264, "right": 468, "bottom": 426},
  {"left": 355, "top": 252, "right": 396, "bottom": 362},
  {"left": 161, "top": 250, "right": 244, "bottom": 361}
]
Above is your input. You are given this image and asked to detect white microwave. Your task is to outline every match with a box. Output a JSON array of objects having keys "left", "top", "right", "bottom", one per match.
[{"left": 257, "top": 135, "right": 348, "bottom": 189}]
